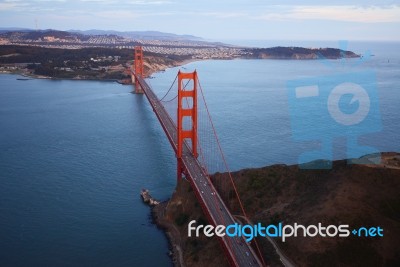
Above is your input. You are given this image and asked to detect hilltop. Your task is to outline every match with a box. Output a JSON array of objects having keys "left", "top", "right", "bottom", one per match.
[
  {"left": 153, "top": 152, "right": 400, "bottom": 267},
  {"left": 0, "top": 29, "right": 230, "bottom": 50},
  {"left": 68, "top": 29, "right": 203, "bottom": 41},
  {"left": 0, "top": 28, "right": 203, "bottom": 41}
]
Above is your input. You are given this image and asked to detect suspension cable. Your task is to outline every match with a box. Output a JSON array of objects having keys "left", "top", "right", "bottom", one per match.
[
  {"left": 161, "top": 94, "right": 178, "bottom": 103},
  {"left": 197, "top": 79, "right": 267, "bottom": 267},
  {"left": 181, "top": 77, "right": 230, "bottom": 253},
  {"left": 159, "top": 73, "right": 178, "bottom": 102}
]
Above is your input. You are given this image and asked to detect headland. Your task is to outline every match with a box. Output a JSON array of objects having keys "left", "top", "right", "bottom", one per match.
[{"left": 151, "top": 152, "right": 400, "bottom": 267}]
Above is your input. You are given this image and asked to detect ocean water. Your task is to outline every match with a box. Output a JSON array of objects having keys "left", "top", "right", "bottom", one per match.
[
  {"left": 150, "top": 41, "right": 400, "bottom": 170},
  {"left": 0, "top": 41, "right": 399, "bottom": 266},
  {"left": 0, "top": 77, "right": 175, "bottom": 266}
]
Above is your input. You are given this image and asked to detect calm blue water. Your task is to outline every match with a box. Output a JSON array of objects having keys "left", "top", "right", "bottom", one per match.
[
  {"left": 150, "top": 41, "right": 400, "bottom": 170},
  {"left": 0, "top": 41, "right": 399, "bottom": 266},
  {"left": 0, "top": 78, "right": 175, "bottom": 266}
]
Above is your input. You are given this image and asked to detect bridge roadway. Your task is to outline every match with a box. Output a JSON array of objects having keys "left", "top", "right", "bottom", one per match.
[{"left": 134, "top": 74, "right": 264, "bottom": 267}]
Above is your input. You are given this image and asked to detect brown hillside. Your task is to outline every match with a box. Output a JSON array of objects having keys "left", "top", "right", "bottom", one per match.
[{"left": 154, "top": 153, "right": 400, "bottom": 267}]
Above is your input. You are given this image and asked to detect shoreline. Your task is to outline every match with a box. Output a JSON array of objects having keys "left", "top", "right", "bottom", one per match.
[
  {"left": 152, "top": 202, "right": 185, "bottom": 267},
  {"left": 0, "top": 53, "right": 360, "bottom": 84},
  {"left": 140, "top": 189, "right": 184, "bottom": 267},
  {"left": 0, "top": 58, "right": 202, "bottom": 84},
  {"left": 1, "top": 70, "right": 121, "bottom": 83},
  {"left": 144, "top": 58, "right": 202, "bottom": 79}
]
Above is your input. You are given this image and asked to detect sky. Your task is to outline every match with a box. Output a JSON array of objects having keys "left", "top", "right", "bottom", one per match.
[{"left": 0, "top": 0, "right": 399, "bottom": 42}]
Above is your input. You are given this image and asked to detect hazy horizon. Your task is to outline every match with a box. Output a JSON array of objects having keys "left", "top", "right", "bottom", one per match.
[
  {"left": 1, "top": 27, "right": 400, "bottom": 49},
  {"left": 0, "top": 0, "right": 399, "bottom": 42}
]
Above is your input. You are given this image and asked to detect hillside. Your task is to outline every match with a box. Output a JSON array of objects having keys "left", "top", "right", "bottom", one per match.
[
  {"left": 245, "top": 46, "right": 359, "bottom": 59},
  {"left": 154, "top": 152, "right": 400, "bottom": 267},
  {"left": 0, "top": 45, "right": 191, "bottom": 80}
]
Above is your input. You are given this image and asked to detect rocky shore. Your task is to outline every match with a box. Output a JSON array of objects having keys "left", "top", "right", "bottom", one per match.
[
  {"left": 140, "top": 189, "right": 160, "bottom": 206},
  {"left": 152, "top": 202, "right": 186, "bottom": 267}
]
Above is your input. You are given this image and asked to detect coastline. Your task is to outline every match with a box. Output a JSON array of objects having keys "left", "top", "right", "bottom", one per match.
[
  {"left": 0, "top": 58, "right": 202, "bottom": 84},
  {"left": 0, "top": 49, "right": 358, "bottom": 83},
  {"left": 152, "top": 202, "right": 185, "bottom": 267},
  {"left": 145, "top": 58, "right": 202, "bottom": 78},
  {"left": 0, "top": 44, "right": 361, "bottom": 84},
  {"left": 1, "top": 70, "right": 121, "bottom": 83}
]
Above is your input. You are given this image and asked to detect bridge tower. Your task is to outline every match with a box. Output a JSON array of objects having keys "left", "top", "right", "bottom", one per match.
[
  {"left": 134, "top": 46, "right": 144, "bottom": 94},
  {"left": 177, "top": 71, "right": 198, "bottom": 181}
]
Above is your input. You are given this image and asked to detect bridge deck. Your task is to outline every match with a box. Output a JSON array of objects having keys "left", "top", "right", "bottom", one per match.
[{"left": 135, "top": 75, "right": 263, "bottom": 267}]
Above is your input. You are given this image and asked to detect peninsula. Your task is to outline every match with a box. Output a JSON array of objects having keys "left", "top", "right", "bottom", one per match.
[{"left": 0, "top": 30, "right": 360, "bottom": 81}]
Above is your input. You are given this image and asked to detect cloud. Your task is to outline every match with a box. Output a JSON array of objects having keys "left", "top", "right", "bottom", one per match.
[
  {"left": 78, "top": 0, "right": 172, "bottom": 4},
  {"left": 199, "top": 12, "right": 247, "bottom": 19},
  {"left": 0, "top": 1, "right": 29, "bottom": 11},
  {"left": 22, "top": 0, "right": 66, "bottom": 2},
  {"left": 0, "top": 0, "right": 66, "bottom": 12},
  {"left": 126, "top": 0, "right": 173, "bottom": 5},
  {"left": 92, "top": 9, "right": 174, "bottom": 19},
  {"left": 257, "top": 5, "right": 400, "bottom": 23},
  {"left": 0, "top": 3, "right": 15, "bottom": 10}
]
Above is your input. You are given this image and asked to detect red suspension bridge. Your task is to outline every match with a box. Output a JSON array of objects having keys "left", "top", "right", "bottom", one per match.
[{"left": 131, "top": 46, "right": 265, "bottom": 267}]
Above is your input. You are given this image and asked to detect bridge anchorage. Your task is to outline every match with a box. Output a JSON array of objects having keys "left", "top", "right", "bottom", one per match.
[{"left": 131, "top": 46, "right": 266, "bottom": 267}]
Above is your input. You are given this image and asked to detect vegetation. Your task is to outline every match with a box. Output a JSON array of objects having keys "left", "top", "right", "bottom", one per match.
[
  {"left": 0, "top": 45, "right": 191, "bottom": 80},
  {"left": 174, "top": 213, "right": 189, "bottom": 226},
  {"left": 0, "top": 45, "right": 127, "bottom": 63},
  {"left": 212, "top": 155, "right": 400, "bottom": 267},
  {"left": 160, "top": 153, "right": 400, "bottom": 267},
  {"left": 246, "top": 46, "right": 360, "bottom": 59}
]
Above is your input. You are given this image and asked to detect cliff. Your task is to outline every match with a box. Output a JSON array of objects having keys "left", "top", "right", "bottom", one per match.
[{"left": 154, "top": 152, "right": 400, "bottom": 266}]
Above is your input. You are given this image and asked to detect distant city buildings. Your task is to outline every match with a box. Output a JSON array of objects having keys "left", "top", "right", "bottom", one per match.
[{"left": 0, "top": 32, "right": 249, "bottom": 59}]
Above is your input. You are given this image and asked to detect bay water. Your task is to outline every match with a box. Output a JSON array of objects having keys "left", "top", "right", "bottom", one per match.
[{"left": 0, "top": 41, "right": 399, "bottom": 266}]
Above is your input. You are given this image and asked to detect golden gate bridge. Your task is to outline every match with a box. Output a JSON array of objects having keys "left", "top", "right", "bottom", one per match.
[{"left": 131, "top": 46, "right": 265, "bottom": 267}]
